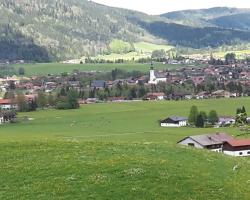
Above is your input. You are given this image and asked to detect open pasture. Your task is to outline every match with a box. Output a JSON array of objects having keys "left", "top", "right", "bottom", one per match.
[
  {"left": 12, "top": 62, "right": 202, "bottom": 76},
  {"left": 1, "top": 98, "right": 250, "bottom": 199}
]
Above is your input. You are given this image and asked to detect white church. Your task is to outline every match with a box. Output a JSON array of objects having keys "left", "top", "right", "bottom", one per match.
[{"left": 148, "top": 65, "right": 167, "bottom": 84}]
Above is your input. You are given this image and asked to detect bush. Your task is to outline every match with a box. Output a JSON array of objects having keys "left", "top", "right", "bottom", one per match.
[{"left": 56, "top": 102, "right": 71, "bottom": 110}]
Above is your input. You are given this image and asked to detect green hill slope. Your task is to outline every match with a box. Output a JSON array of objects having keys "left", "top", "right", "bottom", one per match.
[
  {"left": 0, "top": 0, "right": 161, "bottom": 61},
  {"left": 2, "top": 2, "right": 250, "bottom": 62}
]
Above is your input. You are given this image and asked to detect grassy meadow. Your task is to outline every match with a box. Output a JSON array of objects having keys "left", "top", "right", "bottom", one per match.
[
  {"left": 12, "top": 62, "right": 201, "bottom": 76},
  {"left": 94, "top": 41, "right": 174, "bottom": 61},
  {"left": 1, "top": 98, "right": 250, "bottom": 199}
]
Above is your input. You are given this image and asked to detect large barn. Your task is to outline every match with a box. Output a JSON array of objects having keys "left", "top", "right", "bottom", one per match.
[{"left": 178, "top": 133, "right": 233, "bottom": 152}]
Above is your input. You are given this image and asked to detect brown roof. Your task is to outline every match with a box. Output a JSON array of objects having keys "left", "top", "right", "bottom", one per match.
[
  {"left": 0, "top": 99, "right": 12, "bottom": 105},
  {"left": 187, "top": 133, "right": 233, "bottom": 146},
  {"left": 226, "top": 139, "right": 250, "bottom": 147},
  {"left": 147, "top": 93, "right": 165, "bottom": 96}
]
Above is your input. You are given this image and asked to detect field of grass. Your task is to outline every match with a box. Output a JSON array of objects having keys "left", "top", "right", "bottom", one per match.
[
  {"left": 95, "top": 52, "right": 149, "bottom": 61},
  {"left": 1, "top": 98, "right": 250, "bottom": 199},
  {"left": 12, "top": 62, "right": 200, "bottom": 76},
  {"left": 134, "top": 42, "right": 174, "bottom": 53},
  {"left": 213, "top": 49, "right": 250, "bottom": 59},
  {"left": 94, "top": 42, "right": 174, "bottom": 61}
]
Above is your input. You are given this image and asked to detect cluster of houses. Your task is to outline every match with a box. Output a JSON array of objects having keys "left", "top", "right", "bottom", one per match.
[
  {"left": 160, "top": 116, "right": 236, "bottom": 128},
  {"left": 159, "top": 116, "right": 250, "bottom": 157},
  {"left": 147, "top": 63, "right": 250, "bottom": 99},
  {"left": 178, "top": 132, "right": 250, "bottom": 157},
  {"left": 0, "top": 60, "right": 249, "bottom": 106}
]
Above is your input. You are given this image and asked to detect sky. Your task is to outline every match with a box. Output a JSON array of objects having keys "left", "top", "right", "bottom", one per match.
[{"left": 92, "top": 0, "right": 250, "bottom": 15}]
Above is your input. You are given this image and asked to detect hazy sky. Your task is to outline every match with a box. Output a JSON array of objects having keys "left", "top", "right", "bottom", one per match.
[{"left": 92, "top": 0, "right": 250, "bottom": 15}]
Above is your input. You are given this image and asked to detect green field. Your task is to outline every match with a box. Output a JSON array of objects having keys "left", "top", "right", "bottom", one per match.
[
  {"left": 12, "top": 62, "right": 200, "bottom": 76},
  {"left": 134, "top": 42, "right": 174, "bottom": 53},
  {"left": 91, "top": 41, "right": 174, "bottom": 62},
  {"left": 1, "top": 98, "right": 250, "bottom": 199}
]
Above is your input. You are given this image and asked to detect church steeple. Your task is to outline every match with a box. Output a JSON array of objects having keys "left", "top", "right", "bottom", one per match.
[
  {"left": 150, "top": 61, "right": 154, "bottom": 70},
  {"left": 149, "top": 62, "right": 156, "bottom": 84}
]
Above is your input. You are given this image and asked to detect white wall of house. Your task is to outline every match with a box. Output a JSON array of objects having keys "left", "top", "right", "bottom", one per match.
[
  {"left": 0, "top": 117, "right": 3, "bottom": 124},
  {"left": 0, "top": 105, "right": 12, "bottom": 109},
  {"left": 0, "top": 104, "right": 18, "bottom": 110},
  {"left": 178, "top": 138, "right": 204, "bottom": 148},
  {"left": 161, "top": 120, "right": 187, "bottom": 127},
  {"left": 161, "top": 123, "right": 181, "bottom": 127},
  {"left": 157, "top": 96, "right": 164, "bottom": 100},
  {"left": 211, "top": 148, "right": 222, "bottom": 153},
  {"left": 223, "top": 150, "right": 250, "bottom": 157},
  {"left": 155, "top": 78, "right": 167, "bottom": 84}
]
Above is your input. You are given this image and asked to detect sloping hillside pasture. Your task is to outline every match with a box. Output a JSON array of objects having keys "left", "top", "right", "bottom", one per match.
[
  {"left": 134, "top": 42, "right": 174, "bottom": 53},
  {"left": 1, "top": 98, "right": 250, "bottom": 199}
]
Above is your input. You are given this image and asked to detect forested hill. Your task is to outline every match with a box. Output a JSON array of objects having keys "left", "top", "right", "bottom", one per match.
[
  {"left": 2, "top": 1, "right": 250, "bottom": 62},
  {"left": 0, "top": 0, "right": 159, "bottom": 61}
]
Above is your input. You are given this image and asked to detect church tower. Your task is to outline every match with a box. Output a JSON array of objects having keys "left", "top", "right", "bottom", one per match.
[{"left": 149, "top": 62, "right": 156, "bottom": 84}]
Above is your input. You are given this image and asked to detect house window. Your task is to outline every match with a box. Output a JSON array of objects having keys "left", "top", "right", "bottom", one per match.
[
  {"left": 188, "top": 143, "right": 194, "bottom": 147},
  {"left": 239, "top": 152, "right": 243, "bottom": 155}
]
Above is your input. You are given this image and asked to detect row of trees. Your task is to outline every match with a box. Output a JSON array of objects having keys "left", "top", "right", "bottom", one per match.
[
  {"left": 209, "top": 53, "right": 236, "bottom": 65},
  {"left": 15, "top": 89, "right": 80, "bottom": 112},
  {"left": 188, "top": 106, "right": 219, "bottom": 128}
]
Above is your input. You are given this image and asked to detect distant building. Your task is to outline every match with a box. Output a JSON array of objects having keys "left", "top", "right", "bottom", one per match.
[
  {"left": 91, "top": 80, "right": 106, "bottom": 89},
  {"left": 178, "top": 133, "right": 233, "bottom": 152},
  {"left": 146, "top": 92, "right": 165, "bottom": 100},
  {"left": 148, "top": 65, "right": 167, "bottom": 85},
  {"left": 218, "top": 117, "right": 235, "bottom": 127},
  {"left": 160, "top": 116, "right": 188, "bottom": 127}
]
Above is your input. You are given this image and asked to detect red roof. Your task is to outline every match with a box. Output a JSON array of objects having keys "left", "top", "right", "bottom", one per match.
[
  {"left": 226, "top": 139, "right": 250, "bottom": 147},
  {"left": 0, "top": 99, "right": 12, "bottom": 104},
  {"left": 147, "top": 93, "right": 165, "bottom": 97}
]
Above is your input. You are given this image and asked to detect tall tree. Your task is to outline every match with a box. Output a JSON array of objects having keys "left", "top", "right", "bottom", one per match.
[
  {"left": 188, "top": 105, "right": 199, "bottom": 125},
  {"left": 199, "top": 111, "right": 208, "bottom": 123},
  {"left": 225, "top": 53, "right": 236, "bottom": 65},
  {"left": 195, "top": 114, "right": 204, "bottom": 128},
  {"left": 16, "top": 93, "right": 28, "bottom": 112},
  {"left": 18, "top": 67, "right": 25, "bottom": 75},
  {"left": 37, "top": 91, "right": 47, "bottom": 108},
  {"left": 67, "top": 90, "right": 79, "bottom": 109},
  {"left": 208, "top": 110, "right": 219, "bottom": 125}
]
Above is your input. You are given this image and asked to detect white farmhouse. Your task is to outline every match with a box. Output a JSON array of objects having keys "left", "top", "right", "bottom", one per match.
[{"left": 160, "top": 116, "right": 187, "bottom": 127}]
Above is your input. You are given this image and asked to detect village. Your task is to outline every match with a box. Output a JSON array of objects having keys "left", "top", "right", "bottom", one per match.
[
  {"left": 0, "top": 54, "right": 250, "bottom": 120},
  {"left": 1, "top": 54, "right": 250, "bottom": 107}
]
